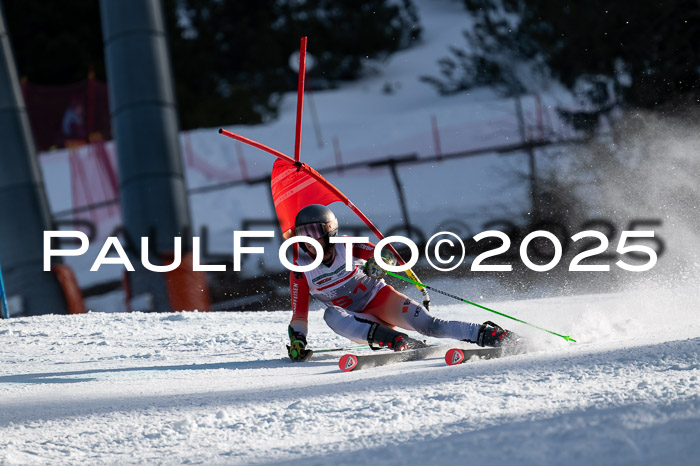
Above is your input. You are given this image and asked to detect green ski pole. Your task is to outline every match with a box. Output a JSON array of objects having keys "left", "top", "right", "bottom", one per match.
[{"left": 386, "top": 271, "right": 576, "bottom": 342}]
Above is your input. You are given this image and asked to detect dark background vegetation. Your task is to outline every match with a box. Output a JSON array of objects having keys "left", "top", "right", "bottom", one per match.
[
  {"left": 421, "top": 0, "right": 700, "bottom": 131},
  {"left": 4, "top": 0, "right": 698, "bottom": 131},
  {"left": 2, "top": 0, "right": 421, "bottom": 129}
]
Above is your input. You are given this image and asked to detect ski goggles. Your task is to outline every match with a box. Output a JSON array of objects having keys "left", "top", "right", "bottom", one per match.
[{"left": 294, "top": 219, "right": 338, "bottom": 239}]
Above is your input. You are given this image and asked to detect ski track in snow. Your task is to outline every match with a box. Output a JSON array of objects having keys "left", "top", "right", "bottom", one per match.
[{"left": 1, "top": 286, "right": 699, "bottom": 465}]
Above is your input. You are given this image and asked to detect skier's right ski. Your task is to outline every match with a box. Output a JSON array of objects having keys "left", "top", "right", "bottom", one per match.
[{"left": 339, "top": 344, "right": 449, "bottom": 372}]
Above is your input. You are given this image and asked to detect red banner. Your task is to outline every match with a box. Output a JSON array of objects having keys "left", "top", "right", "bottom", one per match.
[{"left": 270, "top": 159, "right": 342, "bottom": 238}]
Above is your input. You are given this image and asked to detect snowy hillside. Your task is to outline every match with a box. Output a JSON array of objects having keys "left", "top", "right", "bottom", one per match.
[
  {"left": 1, "top": 282, "right": 698, "bottom": 464},
  {"left": 42, "top": 0, "right": 569, "bottom": 289}
]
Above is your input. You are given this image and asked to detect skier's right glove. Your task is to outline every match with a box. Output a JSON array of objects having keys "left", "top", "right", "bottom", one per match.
[{"left": 287, "top": 326, "right": 311, "bottom": 362}]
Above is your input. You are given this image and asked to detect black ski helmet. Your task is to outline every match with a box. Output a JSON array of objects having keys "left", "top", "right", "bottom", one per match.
[{"left": 294, "top": 204, "right": 338, "bottom": 252}]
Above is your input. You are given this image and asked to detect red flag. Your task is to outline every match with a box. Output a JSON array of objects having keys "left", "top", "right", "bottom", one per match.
[{"left": 270, "top": 159, "right": 343, "bottom": 238}]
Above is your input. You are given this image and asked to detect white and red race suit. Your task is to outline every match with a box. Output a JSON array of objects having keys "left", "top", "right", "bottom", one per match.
[{"left": 289, "top": 241, "right": 481, "bottom": 344}]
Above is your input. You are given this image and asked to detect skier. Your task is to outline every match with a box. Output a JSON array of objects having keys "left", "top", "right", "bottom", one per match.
[{"left": 286, "top": 204, "right": 521, "bottom": 361}]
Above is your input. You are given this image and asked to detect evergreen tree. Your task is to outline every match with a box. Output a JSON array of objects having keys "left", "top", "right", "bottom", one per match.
[
  {"left": 3, "top": 0, "right": 422, "bottom": 130},
  {"left": 1, "top": 0, "right": 106, "bottom": 84},
  {"left": 165, "top": 0, "right": 422, "bottom": 128},
  {"left": 422, "top": 0, "right": 700, "bottom": 128}
]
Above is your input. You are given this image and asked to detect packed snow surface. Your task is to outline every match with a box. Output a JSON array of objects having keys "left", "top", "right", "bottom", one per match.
[
  {"left": 11, "top": 0, "right": 699, "bottom": 463},
  {"left": 1, "top": 282, "right": 698, "bottom": 465}
]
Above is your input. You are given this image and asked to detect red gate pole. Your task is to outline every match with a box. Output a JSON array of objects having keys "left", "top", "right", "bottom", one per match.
[{"left": 294, "top": 37, "right": 307, "bottom": 163}]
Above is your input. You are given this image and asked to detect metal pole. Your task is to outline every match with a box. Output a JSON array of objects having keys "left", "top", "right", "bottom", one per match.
[
  {"left": 367, "top": 155, "right": 417, "bottom": 242},
  {"left": 515, "top": 95, "right": 538, "bottom": 220},
  {"left": 101, "top": 0, "right": 200, "bottom": 311},
  {"left": 389, "top": 162, "right": 412, "bottom": 239},
  {"left": 0, "top": 5, "right": 69, "bottom": 316}
]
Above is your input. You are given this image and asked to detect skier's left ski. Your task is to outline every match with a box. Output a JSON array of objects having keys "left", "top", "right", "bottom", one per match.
[
  {"left": 339, "top": 345, "right": 450, "bottom": 372},
  {"left": 444, "top": 345, "right": 528, "bottom": 366}
]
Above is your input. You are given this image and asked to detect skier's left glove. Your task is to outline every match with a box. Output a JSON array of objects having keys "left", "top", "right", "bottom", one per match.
[
  {"left": 287, "top": 326, "right": 311, "bottom": 362},
  {"left": 363, "top": 249, "right": 397, "bottom": 279}
]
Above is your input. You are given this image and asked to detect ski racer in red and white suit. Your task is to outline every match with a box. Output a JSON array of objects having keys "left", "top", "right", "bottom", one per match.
[{"left": 286, "top": 206, "right": 519, "bottom": 361}]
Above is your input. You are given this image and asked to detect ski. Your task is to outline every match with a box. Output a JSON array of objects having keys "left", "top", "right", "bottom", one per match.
[
  {"left": 444, "top": 345, "right": 528, "bottom": 366},
  {"left": 312, "top": 345, "right": 370, "bottom": 354},
  {"left": 337, "top": 342, "right": 530, "bottom": 371},
  {"left": 338, "top": 345, "right": 450, "bottom": 372}
]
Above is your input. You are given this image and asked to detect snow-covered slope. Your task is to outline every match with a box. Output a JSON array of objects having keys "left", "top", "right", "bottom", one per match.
[
  {"left": 8, "top": 1, "right": 698, "bottom": 463},
  {"left": 1, "top": 282, "right": 698, "bottom": 464}
]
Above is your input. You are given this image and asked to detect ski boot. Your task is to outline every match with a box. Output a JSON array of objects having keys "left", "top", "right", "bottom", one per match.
[
  {"left": 367, "top": 323, "right": 425, "bottom": 351},
  {"left": 476, "top": 321, "right": 521, "bottom": 347}
]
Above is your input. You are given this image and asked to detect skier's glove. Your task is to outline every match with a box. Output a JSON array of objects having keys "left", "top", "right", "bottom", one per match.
[
  {"left": 363, "top": 249, "right": 397, "bottom": 279},
  {"left": 287, "top": 326, "right": 311, "bottom": 362}
]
